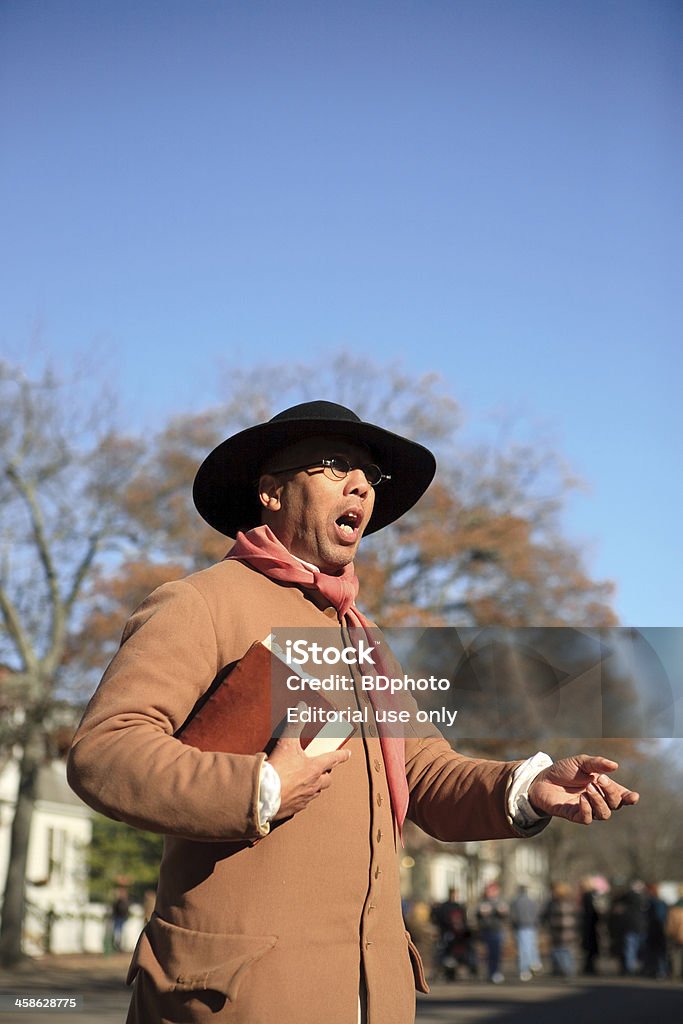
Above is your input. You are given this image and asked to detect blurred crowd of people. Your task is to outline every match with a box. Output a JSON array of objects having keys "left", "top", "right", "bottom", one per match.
[{"left": 403, "top": 878, "right": 683, "bottom": 984}]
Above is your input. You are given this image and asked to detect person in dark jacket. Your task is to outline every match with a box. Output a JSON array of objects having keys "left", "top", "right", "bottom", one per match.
[
  {"left": 543, "top": 881, "right": 579, "bottom": 977},
  {"left": 608, "top": 879, "right": 647, "bottom": 976},
  {"left": 581, "top": 879, "right": 601, "bottom": 975},
  {"left": 111, "top": 888, "right": 130, "bottom": 953},
  {"left": 643, "top": 882, "right": 668, "bottom": 979},
  {"left": 431, "top": 888, "right": 475, "bottom": 981},
  {"left": 621, "top": 880, "right": 647, "bottom": 976}
]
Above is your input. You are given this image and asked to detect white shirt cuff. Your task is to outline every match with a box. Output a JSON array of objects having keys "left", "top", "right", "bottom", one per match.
[
  {"left": 258, "top": 759, "right": 282, "bottom": 827},
  {"left": 507, "top": 751, "right": 553, "bottom": 834}
]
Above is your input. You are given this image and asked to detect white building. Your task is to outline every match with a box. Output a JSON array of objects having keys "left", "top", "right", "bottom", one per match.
[
  {"left": 0, "top": 756, "right": 143, "bottom": 954},
  {"left": 401, "top": 836, "right": 549, "bottom": 907}
]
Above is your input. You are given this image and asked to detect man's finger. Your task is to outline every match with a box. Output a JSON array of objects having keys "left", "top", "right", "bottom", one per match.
[
  {"left": 307, "top": 746, "right": 352, "bottom": 772},
  {"left": 624, "top": 790, "right": 639, "bottom": 805},
  {"left": 585, "top": 782, "right": 611, "bottom": 821},
  {"left": 575, "top": 793, "right": 594, "bottom": 825},
  {"left": 593, "top": 773, "right": 640, "bottom": 808},
  {"left": 616, "top": 788, "right": 640, "bottom": 807},
  {"left": 576, "top": 755, "right": 619, "bottom": 775},
  {"left": 590, "top": 776, "right": 621, "bottom": 810},
  {"left": 592, "top": 774, "right": 631, "bottom": 809}
]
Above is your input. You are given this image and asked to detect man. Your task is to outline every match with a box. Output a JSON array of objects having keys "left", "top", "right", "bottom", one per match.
[
  {"left": 542, "top": 880, "right": 579, "bottom": 978},
  {"left": 475, "top": 881, "right": 509, "bottom": 984},
  {"left": 509, "top": 884, "right": 541, "bottom": 981},
  {"left": 111, "top": 887, "right": 130, "bottom": 953},
  {"left": 430, "top": 887, "right": 475, "bottom": 981},
  {"left": 581, "top": 879, "right": 601, "bottom": 976},
  {"left": 618, "top": 879, "right": 647, "bottom": 976},
  {"left": 67, "top": 401, "right": 638, "bottom": 1024}
]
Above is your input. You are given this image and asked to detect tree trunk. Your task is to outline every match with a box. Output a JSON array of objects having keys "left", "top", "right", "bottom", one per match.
[{"left": 0, "top": 735, "right": 41, "bottom": 966}]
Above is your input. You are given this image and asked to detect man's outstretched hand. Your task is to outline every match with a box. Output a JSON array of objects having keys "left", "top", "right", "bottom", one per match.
[{"left": 528, "top": 755, "right": 639, "bottom": 825}]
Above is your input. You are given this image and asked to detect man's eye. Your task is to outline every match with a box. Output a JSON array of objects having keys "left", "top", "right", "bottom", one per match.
[{"left": 330, "top": 457, "right": 351, "bottom": 475}]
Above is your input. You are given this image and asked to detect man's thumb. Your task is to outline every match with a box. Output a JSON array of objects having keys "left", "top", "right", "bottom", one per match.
[{"left": 277, "top": 701, "right": 308, "bottom": 742}]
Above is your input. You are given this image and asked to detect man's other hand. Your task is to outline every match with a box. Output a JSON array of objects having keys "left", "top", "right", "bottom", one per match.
[
  {"left": 528, "top": 754, "right": 639, "bottom": 825},
  {"left": 267, "top": 713, "right": 351, "bottom": 820}
]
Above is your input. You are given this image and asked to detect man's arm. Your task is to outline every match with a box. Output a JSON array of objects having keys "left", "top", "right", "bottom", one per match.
[
  {"left": 67, "top": 579, "right": 269, "bottom": 842},
  {"left": 405, "top": 734, "right": 638, "bottom": 842},
  {"left": 404, "top": 733, "right": 525, "bottom": 841}
]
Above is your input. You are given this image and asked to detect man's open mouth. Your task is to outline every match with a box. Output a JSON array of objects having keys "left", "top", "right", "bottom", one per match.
[{"left": 336, "top": 509, "right": 363, "bottom": 538}]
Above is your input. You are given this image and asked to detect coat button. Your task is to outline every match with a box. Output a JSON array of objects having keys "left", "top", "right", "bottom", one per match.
[
  {"left": 376, "top": 829, "right": 382, "bottom": 842},
  {"left": 376, "top": 793, "right": 383, "bottom": 806},
  {"left": 324, "top": 606, "right": 337, "bottom": 618},
  {"left": 375, "top": 866, "right": 382, "bottom": 879},
  {"left": 368, "top": 724, "right": 377, "bottom": 736},
  {"left": 373, "top": 759, "right": 381, "bottom": 772}
]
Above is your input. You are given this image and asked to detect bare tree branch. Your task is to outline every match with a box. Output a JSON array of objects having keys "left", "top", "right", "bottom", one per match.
[
  {"left": 0, "top": 584, "right": 36, "bottom": 674},
  {"left": 5, "top": 461, "right": 63, "bottom": 653}
]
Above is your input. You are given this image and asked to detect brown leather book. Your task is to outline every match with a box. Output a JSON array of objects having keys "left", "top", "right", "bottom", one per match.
[{"left": 176, "top": 637, "right": 354, "bottom": 756}]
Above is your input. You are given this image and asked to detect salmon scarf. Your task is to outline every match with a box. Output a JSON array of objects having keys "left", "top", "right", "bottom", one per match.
[{"left": 226, "top": 525, "right": 409, "bottom": 833}]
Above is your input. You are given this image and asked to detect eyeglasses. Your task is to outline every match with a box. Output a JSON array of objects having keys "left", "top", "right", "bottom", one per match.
[{"left": 270, "top": 456, "right": 391, "bottom": 487}]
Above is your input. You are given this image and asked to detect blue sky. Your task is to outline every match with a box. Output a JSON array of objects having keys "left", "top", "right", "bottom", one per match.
[{"left": 1, "top": 0, "right": 681, "bottom": 627}]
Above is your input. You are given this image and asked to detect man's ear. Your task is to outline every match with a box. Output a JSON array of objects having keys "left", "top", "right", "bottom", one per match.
[{"left": 258, "top": 473, "right": 283, "bottom": 512}]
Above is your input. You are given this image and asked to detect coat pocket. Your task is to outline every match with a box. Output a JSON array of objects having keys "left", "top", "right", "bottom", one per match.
[
  {"left": 127, "top": 913, "right": 278, "bottom": 1003},
  {"left": 405, "top": 929, "right": 430, "bottom": 994}
]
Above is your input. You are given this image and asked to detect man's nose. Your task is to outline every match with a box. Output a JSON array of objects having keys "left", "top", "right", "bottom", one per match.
[{"left": 344, "top": 467, "right": 371, "bottom": 497}]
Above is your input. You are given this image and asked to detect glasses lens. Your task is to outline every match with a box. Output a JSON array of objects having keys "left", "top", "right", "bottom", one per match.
[
  {"left": 364, "top": 464, "right": 383, "bottom": 486},
  {"left": 328, "top": 457, "right": 351, "bottom": 479},
  {"left": 326, "top": 457, "right": 385, "bottom": 486}
]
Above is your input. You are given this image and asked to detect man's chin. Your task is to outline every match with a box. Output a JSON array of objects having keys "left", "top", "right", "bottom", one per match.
[{"left": 319, "top": 546, "right": 357, "bottom": 574}]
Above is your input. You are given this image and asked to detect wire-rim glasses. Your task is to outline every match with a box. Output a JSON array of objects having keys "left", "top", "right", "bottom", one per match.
[{"left": 270, "top": 456, "right": 391, "bottom": 487}]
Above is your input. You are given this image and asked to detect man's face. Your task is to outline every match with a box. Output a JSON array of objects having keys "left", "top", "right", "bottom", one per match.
[{"left": 258, "top": 436, "right": 377, "bottom": 573}]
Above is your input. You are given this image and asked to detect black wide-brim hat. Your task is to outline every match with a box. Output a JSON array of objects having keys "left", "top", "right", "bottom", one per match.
[{"left": 193, "top": 400, "right": 436, "bottom": 538}]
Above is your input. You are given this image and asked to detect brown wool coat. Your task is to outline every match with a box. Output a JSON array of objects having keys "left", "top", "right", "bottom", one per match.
[{"left": 67, "top": 559, "right": 526, "bottom": 1024}]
